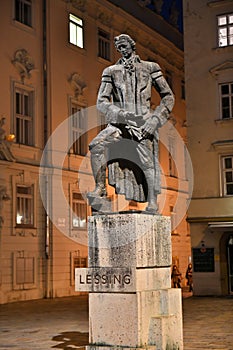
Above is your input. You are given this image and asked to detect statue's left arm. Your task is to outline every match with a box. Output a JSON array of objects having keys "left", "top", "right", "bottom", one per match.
[
  {"left": 151, "top": 63, "right": 175, "bottom": 127},
  {"left": 141, "top": 63, "right": 175, "bottom": 137}
]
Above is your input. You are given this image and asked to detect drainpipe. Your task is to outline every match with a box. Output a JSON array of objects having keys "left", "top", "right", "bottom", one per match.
[{"left": 42, "top": 0, "right": 53, "bottom": 299}]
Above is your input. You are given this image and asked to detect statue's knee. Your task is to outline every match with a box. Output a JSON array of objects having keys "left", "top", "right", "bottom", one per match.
[{"left": 89, "top": 141, "right": 105, "bottom": 154}]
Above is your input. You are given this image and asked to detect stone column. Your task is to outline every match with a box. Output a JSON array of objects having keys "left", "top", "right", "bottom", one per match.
[{"left": 75, "top": 213, "right": 183, "bottom": 350}]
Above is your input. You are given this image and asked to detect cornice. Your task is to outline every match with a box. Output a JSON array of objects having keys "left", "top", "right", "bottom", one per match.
[
  {"left": 209, "top": 60, "right": 233, "bottom": 76},
  {"left": 187, "top": 216, "right": 233, "bottom": 223},
  {"left": 212, "top": 139, "right": 233, "bottom": 150},
  {"left": 68, "top": 72, "right": 87, "bottom": 103},
  {"left": 62, "top": 0, "right": 87, "bottom": 12},
  {"left": 207, "top": 0, "right": 233, "bottom": 8}
]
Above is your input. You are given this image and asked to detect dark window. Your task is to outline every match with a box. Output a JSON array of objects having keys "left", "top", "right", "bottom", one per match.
[
  {"left": 70, "top": 103, "right": 87, "bottom": 156},
  {"left": 15, "top": 87, "right": 34, "bottom": 145},
  {"left": 220, "top": 83, "right": 233, "bottom": 119},
  {"left": 98, "top": 28, "right": 110, "bottom": 60},
  {"left": 222, "top": 156, "right": 233, "bottom": 196},
  {"left": 165, "top": 70, "right": 173, "bottom": 90},
  {"left": 15, "top": 0, "right": 32, "bottom": 27},
  {"left": 181, "top": 80, "right": 185, "bottom": 100}
]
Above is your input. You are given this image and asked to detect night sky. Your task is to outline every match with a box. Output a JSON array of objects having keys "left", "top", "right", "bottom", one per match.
[{"left": 144, "top": 0, "right": 183, "bottom": 32}]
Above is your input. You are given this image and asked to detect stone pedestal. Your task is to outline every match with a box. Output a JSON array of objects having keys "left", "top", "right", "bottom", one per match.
[{"left": 75, "top": 213, "right": 183, "bottom": 350}]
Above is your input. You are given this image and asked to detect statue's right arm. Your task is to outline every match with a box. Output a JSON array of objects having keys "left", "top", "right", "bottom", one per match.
[{"left": 97, "top": 68, "right": 123, "bottom": 124}]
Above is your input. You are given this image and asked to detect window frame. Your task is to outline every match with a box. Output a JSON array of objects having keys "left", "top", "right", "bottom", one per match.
[
  {"left": 13, "top": 83, "right": 34, "bottom": 146},
  {"left": 69, "top": 99, "right": 87, "bottom": 156},
  {"left": 98, "top": 28, "right": 111, "bottom": 61},
  {"left": 14, "top": 0, "right": 32, "bottom": 27},
  {"left": 217, "top": 13, "right": 233, "bottom": 48},
  {"left": 219, "top": 82, "right": 233, "bottom": 120},
  {"left": 69, "top": 13, "right": 84, "bottom": 49},
  {"left": 168, "top": 137, "right": 177, "bottom": 178},
  {"left": 15, "top": 184, "right": 34, "bottom": 228},
  {"left": 70, "top": 251, "right": 87, "bottom": 286},
  {"left": 221, "top": 155, "right": 233, "bottom": 196},
  {"left": 71, "top": 191, "right": 87, "bottom": 230},
  {"left": 13, "top": 251, "right": 37, "bottom": 290}
]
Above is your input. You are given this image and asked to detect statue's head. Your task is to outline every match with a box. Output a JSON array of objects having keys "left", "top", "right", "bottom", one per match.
[{"left": 114, "top": 34, "right": 136, "bottom": 55}]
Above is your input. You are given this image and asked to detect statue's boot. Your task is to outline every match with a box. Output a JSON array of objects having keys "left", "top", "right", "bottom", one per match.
[
  {"left": 88, "top": 153, "right": 107, "bottom": 197},
  {"left": 144, "top": 168, "right": 158, "bottom": 213}
]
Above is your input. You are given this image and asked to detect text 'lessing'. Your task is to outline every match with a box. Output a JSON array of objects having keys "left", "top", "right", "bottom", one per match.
[{"left": 79, "top": 273, "right": 131, "bottom": 285}]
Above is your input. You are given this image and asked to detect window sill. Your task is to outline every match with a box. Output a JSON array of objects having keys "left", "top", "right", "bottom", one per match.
[
  {"left": 13, "top": 226, "right": 37, "bottom": 237},
  {"left": 97, "top": 56, "right": 111, "bottom": 65},
  {"left": 208, "top": 0, "right": 233, "bottom": 8},
  {"left": 72, "top": 227, "right": 87, "bottom": 231},
  {"left": 215, "top": 118, "right": 233, "bottom": 125},
  {"left": 67, "top": 43, "right": 87, "bottom": 56},
  {"left": 69, "top": 152, "right": 86, "bottom": 158},
  {"left": 15, "top": 225, "right": 35, "bottom": 229},
  {"left": 12, "top": 143, "right": 42, "bottom": 163},
  {"left": 212, "top": 46, "right": 233, "bottom": 54},
  {"left": 12, "top": 19, "right": 35, "bottom": 35}
]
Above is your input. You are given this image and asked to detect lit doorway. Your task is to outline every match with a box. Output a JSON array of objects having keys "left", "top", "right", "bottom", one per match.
[{"left": 227, "top": 236, "right": 233, "bottom": 294}]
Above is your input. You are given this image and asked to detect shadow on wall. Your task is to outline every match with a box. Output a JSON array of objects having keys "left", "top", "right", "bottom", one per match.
[{"left": 52, "top": 331, "right": 89, "bottom": 349}]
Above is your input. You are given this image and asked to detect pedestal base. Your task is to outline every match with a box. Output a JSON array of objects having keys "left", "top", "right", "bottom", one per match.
[
  {"left": 76, "top": 213, "right": 183, "bottom": 350},
  {"left": 89, "top": 288, "right": 182, "bottom": 349}
]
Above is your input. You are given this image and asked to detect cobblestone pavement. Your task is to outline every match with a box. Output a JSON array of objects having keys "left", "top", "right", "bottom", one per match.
[{"left": 0, "top": 294, "right": 233, "bottom": 349}]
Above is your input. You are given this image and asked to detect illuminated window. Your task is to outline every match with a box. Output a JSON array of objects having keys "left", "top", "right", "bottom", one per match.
[
  {"left": 217, "top": 13, "right": 233, "bottom": 47},
  {"left": 70, "top": 103, "right": 87, "bottom": 156},
  {"left": 222, "top": 156, "right": 233, "bottom": 196},
  {"left": 16, "top": 185, "right": 34, "bottom": 226},
  {"left": 219, "top": 82, "right": 233, "bottom": 119},
  {"left": 98, "top": 28, "right": 111, "bottom": 60},
  {"left": 72, "top": 192, "right": 87, "bottom": 229},
  {"left": 69, "top": 13, "right": 84, "bottom": 48},
  {"left": 14, "top": 0, "right": 32, "bottom": 27},
  {"left": 15, "top": 86, "right": 34, "bottom": 145}
]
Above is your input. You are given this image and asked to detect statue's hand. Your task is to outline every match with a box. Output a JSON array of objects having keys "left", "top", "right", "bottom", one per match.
[
  {"left": 118, "top": 110, "right": 135, "bottom": 123},
  {"left": 141, "top": 117, "right": 158, "bottom": 138}
]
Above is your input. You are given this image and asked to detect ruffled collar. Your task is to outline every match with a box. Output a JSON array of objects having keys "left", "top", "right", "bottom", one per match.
[{"left": 117, "top": 54, "right": 141, "bottom": 74}]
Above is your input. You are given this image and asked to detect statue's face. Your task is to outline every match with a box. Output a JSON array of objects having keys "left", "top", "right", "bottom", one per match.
[{"left": 116, "top": 40, "right": 133, "bottom": 59}]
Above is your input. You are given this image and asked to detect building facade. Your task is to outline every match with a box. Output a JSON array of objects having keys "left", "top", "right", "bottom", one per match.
[
  {"left": 183, "top": 0, "right": 233, "bottom": 295},
  {"left": 0, "top": 0, "right": 189, "bottom": 304}
]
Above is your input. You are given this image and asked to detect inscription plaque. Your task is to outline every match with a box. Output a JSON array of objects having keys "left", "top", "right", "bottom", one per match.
[{"left": 75, "top": 267, "right": 135, "bottom": 292}]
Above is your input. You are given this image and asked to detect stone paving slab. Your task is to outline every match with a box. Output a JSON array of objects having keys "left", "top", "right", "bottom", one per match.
[
  {"left": 0, "top": 294, "right": 233, "bottom": 349},
  {"left": 0, "top": 295, "right": 89, "bottom": 350},
  {"left": 182, "top": 295, "right": 233, "bottom": 350}
]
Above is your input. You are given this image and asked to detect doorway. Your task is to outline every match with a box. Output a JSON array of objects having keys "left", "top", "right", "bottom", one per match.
[{"left": 227, "top": 236, "right": 233, "bottom": 294}]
